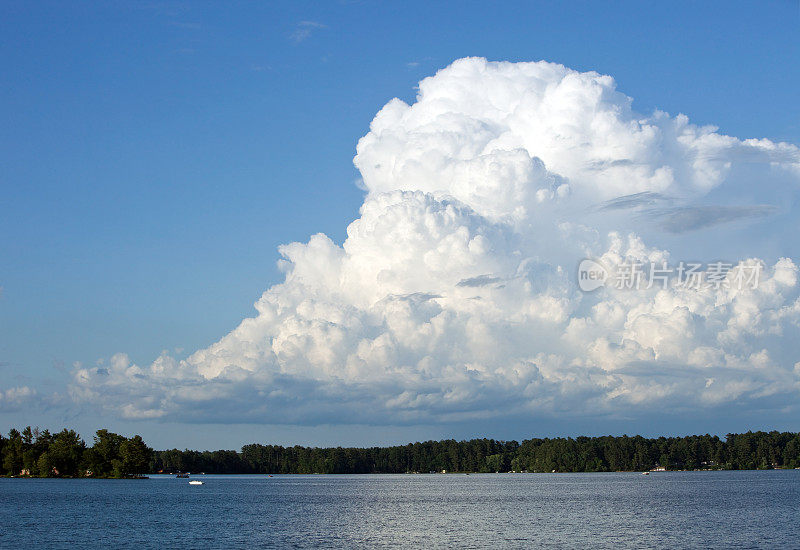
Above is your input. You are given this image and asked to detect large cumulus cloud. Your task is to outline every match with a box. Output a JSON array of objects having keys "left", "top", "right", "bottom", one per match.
[{"left": 70, "top": 58, "right": 800, "bottom": 424}]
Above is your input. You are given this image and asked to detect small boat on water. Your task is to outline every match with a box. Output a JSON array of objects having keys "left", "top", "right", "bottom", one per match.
[
  {"left": 641, "top": 471, "right": 650, "bottom": 475},
  {"left": 189, "top": 480, "right": 204, "bottom": 485}
]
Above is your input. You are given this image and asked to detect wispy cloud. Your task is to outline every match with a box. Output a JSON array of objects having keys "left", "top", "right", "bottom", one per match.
[
  {"left": 457, "top": 274, "right": 502, "bottom": 287},
  {"left": 594, "top": 191, "right": 672, "bottom": 212},
  {"left": 291, "top": 20, "right": 327, "bottom": 43},
  {"left": 169, "top": 21, "right": 203, "bottom": 30},
  {"left": 650, "top": 204, "right": 778, "bottom": 233},
  {"left": 594, "top": 192, "right": 777, "bottom": 233},
  {"left": 131, "top": 1, "right": 191, "bottom": 18}
]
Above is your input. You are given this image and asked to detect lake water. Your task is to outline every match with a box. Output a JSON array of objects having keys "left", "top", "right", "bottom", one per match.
[{"left": 1, "top": 470, "right": 798, "bottom": 548}]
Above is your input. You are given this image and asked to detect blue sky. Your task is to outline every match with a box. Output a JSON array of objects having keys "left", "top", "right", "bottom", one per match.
[{"left": 1, "top": 1, "right": 799, "bottom": 449}]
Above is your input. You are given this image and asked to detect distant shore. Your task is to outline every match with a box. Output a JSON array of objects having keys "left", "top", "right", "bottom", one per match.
[
  {"left": 5, "top": 467, "right": 800, "bottom": 480},
  {"left": 4, "top": 427, "right": 799, "bottom": 478}
]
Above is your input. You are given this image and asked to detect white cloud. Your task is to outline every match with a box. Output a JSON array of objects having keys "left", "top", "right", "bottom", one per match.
[
  {"left": 0, "top": 386, "right": 38, "bottom": 412},
  {"left": 290, "top": 21, "right": 327, "bottom": 43},
  {"left": 70, "top": 58, "right": 800, "bottom": 425}
]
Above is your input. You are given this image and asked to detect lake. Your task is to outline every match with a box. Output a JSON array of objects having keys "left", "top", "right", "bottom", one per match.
[{"left": 1, "top": 470, "right": 798, "bottom": 548}]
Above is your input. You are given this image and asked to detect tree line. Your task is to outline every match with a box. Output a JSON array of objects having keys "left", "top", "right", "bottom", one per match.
[
  {"left": 3, "top": 428, "right": 800, "bottom": 477},
  {"left": 152, "top": 431, "right": 800, "bottom": 474},
  {"left": 1, "top": 427, "right": 152, "bottom": 478}
]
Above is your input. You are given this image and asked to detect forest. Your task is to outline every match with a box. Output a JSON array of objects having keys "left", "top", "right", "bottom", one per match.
[
  {"left": 3, "top": 428, "right": 800, "bottom": 477},
  {"left": 1, "top": 427, "right": 152, "bottom": 478}
]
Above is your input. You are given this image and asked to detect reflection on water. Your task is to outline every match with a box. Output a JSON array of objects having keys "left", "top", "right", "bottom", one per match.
[{"left": 1, "top": 471, "right": 798, "bottom": 548}]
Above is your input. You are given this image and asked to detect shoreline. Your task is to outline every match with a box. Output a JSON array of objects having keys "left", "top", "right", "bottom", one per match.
[{"left": 5, "top": 468, "right": 800, "bottom": 479}]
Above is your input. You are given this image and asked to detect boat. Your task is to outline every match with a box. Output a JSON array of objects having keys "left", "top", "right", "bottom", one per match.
[
  {"left": 641, "top": 471, "right": 650, "bottom": 475},
  {"left": 189, "top": 480, "right": 204, "bottom": 485}
]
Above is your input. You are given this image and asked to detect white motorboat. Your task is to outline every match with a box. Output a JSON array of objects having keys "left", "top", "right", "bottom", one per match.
[{"left": 189, "top": 480, "right": 204, "bottom": 485}]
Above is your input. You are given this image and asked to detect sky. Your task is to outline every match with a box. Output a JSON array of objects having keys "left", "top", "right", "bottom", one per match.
[{"left": 1, "top": 1, "right": 799, "bottom": 450}]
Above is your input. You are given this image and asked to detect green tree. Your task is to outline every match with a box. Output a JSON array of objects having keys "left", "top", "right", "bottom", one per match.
[
  {"left": 3, "top": 429, "right": 24, "bottom": 475},
  {"left": 36, "top": 451, "right": 53, "bottom": 477},
  {"left": 119, "top": 435, "right": 152, "bottom": 476},
  {"left": 485, "top": 453, "right": 504, "bottom": 472},
  {"left": 48, "top": 429, "right": 86, "bottom": 477},
  {"left": 86, "top": 429, "right": 127, "bottom": 477}
]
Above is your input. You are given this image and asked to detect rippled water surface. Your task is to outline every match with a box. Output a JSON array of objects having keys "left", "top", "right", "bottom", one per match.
[{"left": 1, "top": 470, "right": 799, "bottom": 548}]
